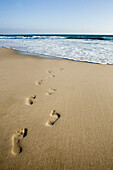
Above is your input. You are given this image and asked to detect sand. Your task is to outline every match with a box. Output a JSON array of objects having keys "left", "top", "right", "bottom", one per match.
[{"left": 0, "top": 47, "right": 113, "bottom": 170}]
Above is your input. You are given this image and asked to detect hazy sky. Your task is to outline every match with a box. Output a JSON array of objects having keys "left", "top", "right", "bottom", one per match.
[{"left": 0, "top": 0, "right": 113, "bottom": 34}]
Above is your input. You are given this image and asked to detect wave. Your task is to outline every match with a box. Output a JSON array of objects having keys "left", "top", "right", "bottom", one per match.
[
  {"left": 0, "top": 35, "right": 65, "bottom": 40},
  {"left": 0, "top": 36, "right": 113, "bottom": 65},
  {"left": 0, "top": 34, "right": 113, "bottom": 41}
]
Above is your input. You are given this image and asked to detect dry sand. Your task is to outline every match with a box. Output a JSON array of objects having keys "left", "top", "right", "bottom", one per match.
[{"left": 0, "top": 47, "right": 113, "bottom": 170}]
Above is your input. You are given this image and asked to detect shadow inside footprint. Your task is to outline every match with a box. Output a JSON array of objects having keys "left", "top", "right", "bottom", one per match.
[
  {"left": 23, "top": 128, "right": 28, "bottom": 137},
  {"left": 11, "top": 128, "right": 28, "bottom": 155},
  {"left": 26, "top": 95, "right": 36, "bottom": 105},
  {"left": 46, "top": 92, "right": 52, "bottom": 95},
  {"left": 46, "top": 88, "right": 56, "bottom": 96},
  {"left": 32, "top": 95, "right": 36, "bottom": 100},
  {"left": 47, "top": 70, "right": 52, "bottom": 73},
  {"left": 51, "top": 113, "right": 60, "bottom": 125},
  {"left": 19, "top": 128, "right": 28, "bottom": 153},
  {"left": 46, "top": 110, "right": 61, "bottom": 126},
  {"left": 36, "top": 80, "right": 42, "bottom": 85},
  {"left": 49, "top": 88, "right": 56, "bottom": 92},
  {"left": 49, "top": 75, "right": 55, "bottom": 78}
]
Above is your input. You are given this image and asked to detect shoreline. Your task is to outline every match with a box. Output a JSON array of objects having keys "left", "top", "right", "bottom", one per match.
[
  {"left": 1, "top": 47, "right": 113, "bottom": 169},
  {"left": 2, "top": 46, "right": 113, "bottom": 66}
]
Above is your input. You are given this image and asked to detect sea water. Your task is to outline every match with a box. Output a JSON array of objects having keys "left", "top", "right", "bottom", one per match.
[{"left": 0, "top": 34, "right": 113, "bottom": 65}]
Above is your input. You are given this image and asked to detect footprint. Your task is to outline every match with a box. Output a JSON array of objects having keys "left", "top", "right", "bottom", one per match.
[
  {"left": 49, "top": 75, "right": 55, "bottom": 78},
  {"left": 47, "top": 70, "right": 52, "bottom": 73},
  {"left": 49, "top": 88, "right": 56, "bottom": 92},
  {"left": 46, "top": 88, "right": 56, "bottom": 95},
  {"left": 46, "top": 92, "right": 53, "bottom": 95},
  {"left": 11, "top": 128, "right": 27, "bottom": 155},
  {"left": 36, "top": 80, "right": 42, "bottom": 85},
  {"left": 26, "top": 95, "right": 36, "bottom": 105},
  {"left": 46, "top": 75, "right": 55, "bottom": 80},
  {"left": 46, "top": 110, "right": 60, "bottom": 126}
]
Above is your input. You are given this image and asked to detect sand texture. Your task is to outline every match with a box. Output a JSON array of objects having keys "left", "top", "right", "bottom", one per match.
[{"left": 1, "top": 47, "right": 113, "bottom": 169}]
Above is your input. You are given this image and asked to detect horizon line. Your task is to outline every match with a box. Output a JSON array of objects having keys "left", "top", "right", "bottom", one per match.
[{"left": 0, "top": 33, "right": 113, "bottom": 35}]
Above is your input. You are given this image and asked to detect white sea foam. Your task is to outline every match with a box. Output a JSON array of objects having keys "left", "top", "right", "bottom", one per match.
[{"left": 0, "top": 38, "right": 113, "bottom": 64}]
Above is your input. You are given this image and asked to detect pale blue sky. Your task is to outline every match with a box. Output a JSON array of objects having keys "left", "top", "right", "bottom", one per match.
[{"left": 0, "top": 0, "right": 113, "bottom": 34}]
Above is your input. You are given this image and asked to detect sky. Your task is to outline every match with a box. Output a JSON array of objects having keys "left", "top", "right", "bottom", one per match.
[{"left": 0, "top": 0, "right": 113, "bottom": 34}]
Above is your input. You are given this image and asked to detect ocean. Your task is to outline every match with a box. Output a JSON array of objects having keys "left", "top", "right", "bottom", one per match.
[{"left": 0, "top": 34, "right": 113, "bottom": 64}]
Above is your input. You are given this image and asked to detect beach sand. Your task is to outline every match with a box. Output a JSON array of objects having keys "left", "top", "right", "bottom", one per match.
[{"left": 0, "top": 47, "right": 113, "bottom": 169}]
